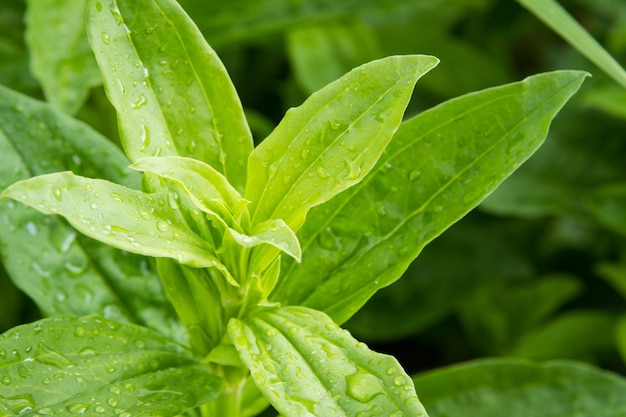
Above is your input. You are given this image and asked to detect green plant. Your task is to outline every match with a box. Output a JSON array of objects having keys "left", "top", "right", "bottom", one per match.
[{"left": 0, "top": 0, "right": 597, "bottom": 416}]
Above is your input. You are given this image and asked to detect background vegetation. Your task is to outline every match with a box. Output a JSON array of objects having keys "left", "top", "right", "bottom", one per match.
[{"left": 1, "top": 0, "right": 626, "bottom": 414}]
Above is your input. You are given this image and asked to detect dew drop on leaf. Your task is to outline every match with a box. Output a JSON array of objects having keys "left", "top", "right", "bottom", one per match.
[
  {"left": 131, "top": 94, "right": 148, "bottom": 109},
  {"left": 316, "top": 165, "right": 329, "bottom": 179},
  {"left": 1, "top": 376, "right": 11, "bottom": 385},
  {"left": 101, "top": 32, "right": 110, "bottom": 45},
  {"left": 36, "top": 341, "right": 76, "bottom": 368},
  {"left": 346, "top": 371, "right": 383, "bottom": 403},
  {"left": 1, "top": 394, "right": 35, "bottom": 414},
  {"left": 66, "top": 403, "right": 90, "bottom": 414}
]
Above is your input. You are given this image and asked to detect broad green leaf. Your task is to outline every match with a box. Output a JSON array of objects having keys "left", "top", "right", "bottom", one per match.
[
  {"left": 2, "top": 172, "right": 227, "bottom": 273},
  {"left": 0, "top": 2, "right": 38, "bottom": 94},
  {"left": 413, "top": 358, "right": 626, "bottom": 417},
  {"left": 245, "top": 55, "right": 439, "bottom": 231},
  {"left": 0, "top": 316, "right": 222, "bottom": 416},
  {"left": 25, "top": 0, "right": 101, "bottom": 114},
  {"left": 87, "top": 0, "right": 253, "bottom": 191},
  {"left": 597, "top": 260, "right": 626, "bottom": 300},
  {"left": 0, "top": 85, "right": 152, "bottom": 324},
  {"left": 615, "top": 315, "right": 626, "bottom": 366},
  {"left": 274, "top": 70, "right": 588, "bottom": 324},
  {"left": 512, "top": 311, "right": 616, "bottom": 361},
  {"left": 345, "top": 216, "right": 533, "bottom": 341},
  {"left": 517, "top": 0, "right": 626, "bottom": 89},
  {"left": 286, "top": 21, "right": 381, "bottom": 94},
  {"left": 229, "top": 306, "right": 427, "bottom": 417},
  {"left": 458, "top": 274, "right": 582, "bottom": 355}
]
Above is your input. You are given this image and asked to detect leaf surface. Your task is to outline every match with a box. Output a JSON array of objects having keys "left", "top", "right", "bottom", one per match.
[
  {"left": 0, "top": 316, "right": 221, "bottom": 416},
  {"left": 413, "top": 358, "right": 626, "bottom": 417},
  {"left": 88, "top": 0, "right": 253, "bottom": 191},
  {"left": 273, "top": 70, "right": 588, "bottom": 324},
  {"left": 229, "top": 306, "right": 427, "bottom": 417},
  {"left": 25, "top": 0, "right": 101, "bottom": 114},
  {"left": 245, "top": 54, "right": 438, "bottom": 231},
  {"left": 3, "top": 172, "right": 225, "bottom": 272}
]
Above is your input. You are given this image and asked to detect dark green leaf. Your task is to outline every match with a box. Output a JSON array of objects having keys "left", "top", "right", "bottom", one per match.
[{"left": 414, "top": 358, "right": 626, "bottom": 417}]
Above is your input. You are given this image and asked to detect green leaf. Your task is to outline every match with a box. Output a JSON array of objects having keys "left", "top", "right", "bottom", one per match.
[
  {"left": 228, "top": 306, "right": 427, "bottom": 417},
  {"left": 245, "top": 54, "right": 438, "bottom": 231},
  {"left": 0, "top": 85, "right": 151, "bottom": 322},
  {"left": 25, "top": 0, "right": 101, "bottom": 114},
  {"left": 87, "top": 0, "right": 253, "bottom": 191},
  {"left": 231, "top": 219, "right": 302, "bottom": 263},
  {"left": 517, "top": 0, "right": 626, "bottom": 89},
  {"left": 274, "top": 70, "right": 588, "bottom": 324},
  {"left": 286, "top": 20, "right": 381, "bottom": 94},
  {"left": 512, "top": 311, "right": 617, "bottom": 361},
  {"left": 457, "top": 274, "right": 582, "bottom": 355},
  {"left": 0, "top": 316, "right": 222, "bottom": 416},
  {"left": 2, "top": 172, "right": 227, "bottom": 272},
  {"left": 413, "top": 358, "right": 626, "bottom": 417},
  {"left": 585, "top": 182, "right": 626, "bottom": 236}
]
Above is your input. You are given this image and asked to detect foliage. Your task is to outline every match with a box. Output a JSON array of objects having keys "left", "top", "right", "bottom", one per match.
[{"left": 0, "top": 0, "right": 624, "bottom": 416}]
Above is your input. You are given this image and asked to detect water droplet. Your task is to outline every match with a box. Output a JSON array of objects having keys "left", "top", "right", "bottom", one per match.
[
  {"left": 301, "top": 149, "right": 310, "bottom": 159},
  {"left": 95, "top": 405, "right": 106, "bottom": 413},
  {"left": 132, "top": 94, "right": 148, "bottom": 109},
  {"left": 393, "top": 375, "right": 407, "bottom": 387},
  {"left": 408, "top": 170, "right": 421, "bottom": 181},
  {"left": 36, "top": 342, "right": 76, "bottom": 368},
  {"left": 156, "top": 220, "right": 169, "bottom": 232},
  {"left": 53, "top": 188, "right": 63, "bottom": 201},
  {"left": 74, "top": 326, "right": 86, "bottom": 337},
  {"left": 107, "top": 397, "right": 118, "bottom": 407},
  {"left": 42, "top": 377, "right": 51, "bottom": 385},
  {"left": 25, "top": 221, "right": 37, "bottom": 236},
  {"left": 346, "top": 371, "right": 383, "bottom": 403},
  {"left": 1, "top": 376, "right": 11, "bottom": 385},
  {"left": 17, "top": 365, "right": 31, "bottom": 378},
  {"left": 316, "top": 165, "right": 329, "bottom": 179},
  {"left": 90, "top": 202, "right": 98, "bottom": 210},
  {"left": 101, "top": 32, "right": 110, "bottom": 44},
  {"left": 67, "top": 403, "right": 90, "bottom": 414},
  {"left": 1, "top": 394, "right": 35, "bottom": 414}
]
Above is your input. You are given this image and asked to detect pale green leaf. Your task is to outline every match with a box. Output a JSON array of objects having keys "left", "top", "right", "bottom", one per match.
[
  {"left": 131, "top": 156, "right": 245, "bottom": 226},
  {"left": 25, "top": 0, "right": 101, "bottom": 114},
  {"left": 87, "top": 0, "right": 253, "bottom": 191},
  {"left": 2, "top": 172, "right": 225, "bottom": 271},
  {"left": 517, "top": 0, "right": 626, "bottom": 88},
  {"left": 232, "top": 219, "right": 302, "bottom": 263},
  {"left": 274, "top": 70, "right": 588, "bottom": 324},
  {"left": 413, "top": 358, "right": 626, "bottom": 417},
  {"left": 245, "top": 55, "right": 438, "bottom": 231},
  {"left": 0, "top": 316, "right": 222, "bottom": 416},
  {"left": 229, "top": 306, "right": 427, "bottom": 417}
]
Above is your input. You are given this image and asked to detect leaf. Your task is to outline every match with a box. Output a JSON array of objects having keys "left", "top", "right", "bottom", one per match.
[
  {"left": 2, "top": 172, "right": 227, "bottom": 272},
  {"left": 25, "top": 0, "right": 101, "bottom": 114},
  {"left": 286, "top": 20, "right": 381, "bottom": 94},
  {"left": 517, "top": 0, "right": 626, "bottom": 89},
  {"left": 457, "top": 274, "right": 582, "bottom": 355},
  {"left": 0, "top": 316, "right": 222, "bottom": 416},
  {"left": 87, "top": 0, "right": 253, "bottom": 191},
  {"left": 245, "top": 54, "right": 439, "bottom": 231},
  {"left": 228, "top": 306, "right": 427, "bottom": 417},
  {"left": 512, "top": 311, "right": 617, "bottom": 361},
  {"left": 413, "top": 358, "right": 626, "bottom": 417},
  {"left": 231, "top": 219, "right": 302, "bottom": 263},
  {"left": 0, "top": 85, "right": 159, "bottom": 324},
  {"left": 274, "top": 70, "right": 588, "bottom": 324},
  {"left": 585, "top": 182, "right": 626, "bottom": 236}
]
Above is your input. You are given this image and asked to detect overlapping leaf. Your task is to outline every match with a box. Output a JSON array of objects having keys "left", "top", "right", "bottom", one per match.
[
  {"left": 87, "top": 0, "right": 253, "bottom": 191},
  {"left": 413, "top": 358, "right": 626, "bottom": 417},
  {"left": 229, "top": 306, "right": 427, "bottom": 417},
  {"left": 273, "top": 70, "right": 588, "bottom": 324},
  {"left": 0, "top": 316, "right": 222, "bottom": 416},
  {"left": 245, "top": 54, "right": 439, "bottom": 231}
]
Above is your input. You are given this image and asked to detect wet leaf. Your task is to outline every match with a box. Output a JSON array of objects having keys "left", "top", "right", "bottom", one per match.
[
  {"left": 245, "top": 55, "right": 438, "bottom": 232},
  {"left": 229, "top": 306, "right": 427, "bottom": 417},
  {"left": 0, "top": 316, "right": 222, "bottom": 416},
  {"left": 87, "top": 0, "right": 253, "bottom": 191},
  {"left": 274, "top": 70, "right": 588, "bottom": 324}
]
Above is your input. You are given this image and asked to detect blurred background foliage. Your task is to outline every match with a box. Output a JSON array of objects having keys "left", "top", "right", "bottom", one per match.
[{"left": 1, "top": 0, "right": 626, "bottom": 382}]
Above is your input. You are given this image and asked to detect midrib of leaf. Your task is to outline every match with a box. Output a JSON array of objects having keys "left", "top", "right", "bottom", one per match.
[
  {"left": 255, "top": 68, "right": 415, "bottom": 225},
  {"left": 0, "top": 126, "right": 136, "bottom": 323},
  {"left": 249, "top": 314, "right": 347, "bottom": 416},
  {"left": 305, "top": 80, "right": 577, "bottom": 312}
]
